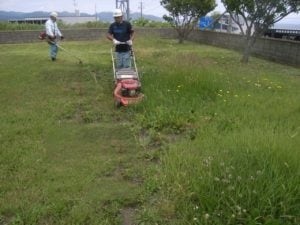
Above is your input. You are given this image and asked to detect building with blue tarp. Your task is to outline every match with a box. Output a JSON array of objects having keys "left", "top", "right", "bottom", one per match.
[{"left": 199, "top": 16, "right": 213, "bottom": 30}]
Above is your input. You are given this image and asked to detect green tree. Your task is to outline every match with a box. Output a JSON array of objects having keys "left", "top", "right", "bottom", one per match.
[
  {"left": 221, "top": 0, "right": 300, "bottom": 63},
  {"left": 161, "top": 0, "right": 216, "bottom": 43}
]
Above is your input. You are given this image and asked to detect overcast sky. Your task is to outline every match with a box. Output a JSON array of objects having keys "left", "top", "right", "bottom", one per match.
[{"left": 0, "top": 0, "right": 299, "bottom": 24}]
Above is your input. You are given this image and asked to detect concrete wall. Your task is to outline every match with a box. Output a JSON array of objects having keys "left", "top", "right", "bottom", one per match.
[
  {"left": 0, "top": 28, "right": 299, "bottom": 66},
  {"left": 188, "top": 30, "right": 300, "bottom": 66},
  {"left": 0, "top": 28, "right": 176, "bottom": 43},
  {"left": 0, "top": 29, "right": 106, "bottom": 43}
]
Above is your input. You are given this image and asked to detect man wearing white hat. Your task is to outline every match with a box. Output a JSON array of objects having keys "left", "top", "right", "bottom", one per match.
[
  {"left": 107, "top": 9, "right": 134, "bottom": 68},
  {"left": 45, "top": 12, "right": 64, "bottom": 61}
]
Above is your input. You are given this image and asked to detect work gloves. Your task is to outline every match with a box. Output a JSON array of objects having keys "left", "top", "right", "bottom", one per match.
[
  {"left": 113, "top": 39, "right": 121, "bottom": 45},
  {"left": 113, "top": 39, "right": 133, "bottom": 46},
  {"left": 126, "top": 40, "right": 133, "bottom": 46}
]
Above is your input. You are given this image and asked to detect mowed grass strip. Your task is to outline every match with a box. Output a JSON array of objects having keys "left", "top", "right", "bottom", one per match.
[{"left": 0, "top": 40, "right": 144, "bottom": 225}]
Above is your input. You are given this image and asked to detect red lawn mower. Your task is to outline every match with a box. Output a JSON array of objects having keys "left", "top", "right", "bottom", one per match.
[{"left": 111, "top": 47, "right": 144, "bottom": 107}]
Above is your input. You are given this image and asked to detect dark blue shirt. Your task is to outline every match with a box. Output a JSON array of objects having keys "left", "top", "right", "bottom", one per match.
[{"left": 108, "top": 21, "right": 134, "bottom": 52}]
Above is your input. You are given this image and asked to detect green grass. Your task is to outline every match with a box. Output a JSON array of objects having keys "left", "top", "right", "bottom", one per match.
[
  {"left": 0, "top": 36, "right": 299, "bottom": 225},
  {"left": 131, "top": 39, "right": 300, "bottom": 224},
  {"left": 0, "top": 40, "right": 144, "bottom": 224}
]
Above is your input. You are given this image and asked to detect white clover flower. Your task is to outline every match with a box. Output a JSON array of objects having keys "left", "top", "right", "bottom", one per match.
[
  {"left": 254, "top": 83, "right": 261, "bottom": 87},
  {"left": 214, "top": 177, "right": 220, "bottom": 182},
  {"left": 236, "top": 206, "right": 241, "bottom": 211},
  {"left": 228, "top": 186, "right": 235, "bottom": 191},
  {"left": 204, "top": 213, "right": 210, "bottom": 220},
  {"left": 222, "top": 179, "right": 230, "bottom": 184}
]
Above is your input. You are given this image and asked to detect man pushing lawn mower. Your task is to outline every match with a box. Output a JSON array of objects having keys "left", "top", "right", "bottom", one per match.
[
  {"left": 45, "top": 12, "right": 64, "bottom": 61},
  {"left": 107, "top": 9, "right": 143, "bottom": 107},
  {"left": 107, "top": 8, "right": 134, "bottom": 68}
]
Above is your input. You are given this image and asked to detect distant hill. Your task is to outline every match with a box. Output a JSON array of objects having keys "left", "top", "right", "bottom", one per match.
[
  {"left": 0, "top": 11, "right": 163, "bottom": 22},
  {"left": 0, "top": 11, "right": 91, "bottom": 20}
]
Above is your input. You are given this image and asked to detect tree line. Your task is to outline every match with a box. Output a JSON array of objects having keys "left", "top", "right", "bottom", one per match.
[{"left": 161, "top": 0, "right": 300, "bottom": 63}]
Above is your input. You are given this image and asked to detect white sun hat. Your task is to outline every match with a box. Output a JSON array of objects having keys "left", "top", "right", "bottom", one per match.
[
  {"left": 50, "top": 12, "right": 58, "bottom": 18},
  {"left": 113, "top": 9, "right": 123, "bottom": 17}
]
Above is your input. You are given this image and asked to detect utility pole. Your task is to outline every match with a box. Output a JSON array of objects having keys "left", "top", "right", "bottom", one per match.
[
  {"left": 116, "top": 0, "right": 130, "bottom": 21},
  {"left": 139, "top": 1, "right": 144, "bottom": 19},
  {"left": 95, "top": 4, "right": 97, "bottom": 21},
  {"left": 73, "top": 0, "right": 80, "bottom": 16}
]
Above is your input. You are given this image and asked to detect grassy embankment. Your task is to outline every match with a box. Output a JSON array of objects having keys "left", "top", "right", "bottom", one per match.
[{"left": 0, "top": 36, "right": 299, "bottom": 225}]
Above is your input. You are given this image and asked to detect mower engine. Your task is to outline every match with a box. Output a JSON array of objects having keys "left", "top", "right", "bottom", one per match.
[{"left": 120, "top": 79, "right": 141, "bottom": 97}]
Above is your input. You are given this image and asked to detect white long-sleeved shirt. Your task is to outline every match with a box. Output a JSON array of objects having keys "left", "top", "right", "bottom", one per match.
[{"left": 45, "top": 19, "right": 62, "bottom": 37}]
